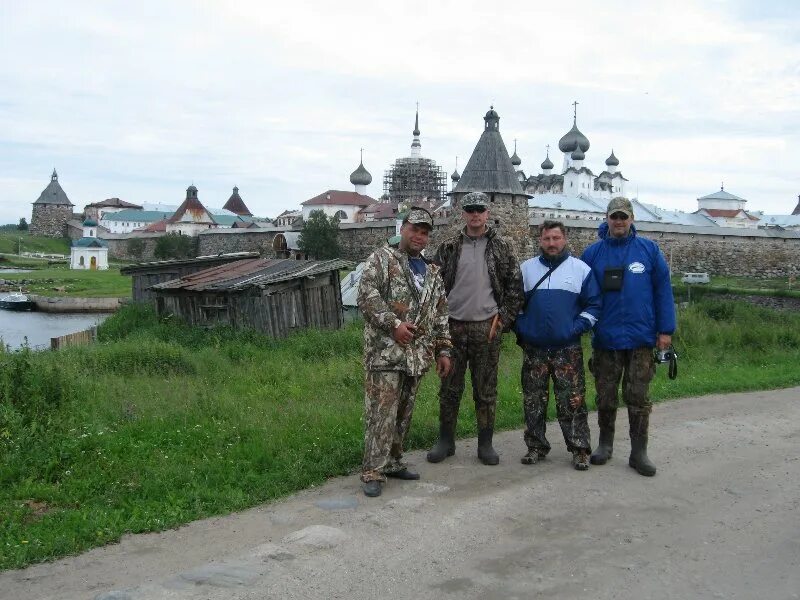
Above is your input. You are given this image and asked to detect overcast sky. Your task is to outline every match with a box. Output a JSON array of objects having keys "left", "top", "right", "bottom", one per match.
[{"left": 1, "top": 0, "right": 798, "bottom": 225}]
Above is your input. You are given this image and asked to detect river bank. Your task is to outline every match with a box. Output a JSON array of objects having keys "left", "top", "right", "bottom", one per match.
[{"left": 29, "top": 294, "right": 125, "bottom": 313}]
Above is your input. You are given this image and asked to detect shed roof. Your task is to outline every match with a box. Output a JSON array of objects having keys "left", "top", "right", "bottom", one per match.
[
  {"left": 151, "top": 258, "right": 353, "bottom": 292},
  {"left": 120, "top": 252, "right": 260, "bottom": 275}
]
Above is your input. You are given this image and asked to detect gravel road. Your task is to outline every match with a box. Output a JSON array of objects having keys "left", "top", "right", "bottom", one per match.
[{"left": 4, "top": 387, "right": 799, "bottom": 600}]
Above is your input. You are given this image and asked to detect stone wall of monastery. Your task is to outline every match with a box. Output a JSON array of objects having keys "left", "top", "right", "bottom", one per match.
[{"left": 123, "top": 220, "right": 800, "bottom": 279}]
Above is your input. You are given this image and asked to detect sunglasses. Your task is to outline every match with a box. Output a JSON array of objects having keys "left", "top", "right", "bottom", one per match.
[
  {"left": 608, "top": 212, "right": 630, "bottom": 221},
  {"left": 464, "top": 206, "right": 486, "bottom": 214}
]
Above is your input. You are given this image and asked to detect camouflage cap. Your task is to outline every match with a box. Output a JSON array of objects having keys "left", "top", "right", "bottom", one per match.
[
  {"left": 403, "top": 206, "right": 433, "bottom": 228},
  {"left": 461, "top": 191, "right": 489, "bottom": 209},
  {"left": 607, "top": 197, "right": 634, "bottom": 218}
]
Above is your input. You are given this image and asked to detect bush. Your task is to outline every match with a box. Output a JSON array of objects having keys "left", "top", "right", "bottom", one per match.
[{"left": 153, "top": 233, "right": 196, "bottom": 260}]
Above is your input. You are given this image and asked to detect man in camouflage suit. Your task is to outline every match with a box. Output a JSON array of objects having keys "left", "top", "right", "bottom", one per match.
[
  {"left": 514, "top": 221, "right": 601, "bottom": 470},
  {"left": 427, "top": 192, "right": 524, "bottom": 466},
  {"left": 357, "top": 207, "right": 452, "bottom": 497}
]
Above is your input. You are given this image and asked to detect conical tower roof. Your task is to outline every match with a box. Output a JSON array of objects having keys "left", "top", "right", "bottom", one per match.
[
  {"left": 452, "top": 107, "right": 528, "bottom": 196},
  {"left": 793, "top": 195, "right": 800, "bottom": 216},
  {"left": 222, "top": 186, "right": 253, "bottom": 216},
  {"left": 167, "top": 185, "right": 213, "bottom": 224},
  {"left": 33, "top": 169, "right": 73, "bottom": 206}
]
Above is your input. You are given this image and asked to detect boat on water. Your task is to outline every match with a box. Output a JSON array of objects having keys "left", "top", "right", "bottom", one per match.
[{"left": 0, "top": 291, "right": 37, "bottom": 311}]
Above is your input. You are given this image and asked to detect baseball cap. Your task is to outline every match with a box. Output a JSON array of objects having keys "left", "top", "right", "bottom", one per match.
[
  {"left": 461, "top": 192, "right": 489, "bottom": 209},
  {"left": 402, "top": 206, "right": 433, "bottom": 228},
  {"left": 607, "top": 197, "right": 634, "bottom": 218}
]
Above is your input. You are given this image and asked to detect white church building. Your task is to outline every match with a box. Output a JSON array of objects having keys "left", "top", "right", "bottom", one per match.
[{"left": 70, "top": 219, "right": 109, "bottom": 270}]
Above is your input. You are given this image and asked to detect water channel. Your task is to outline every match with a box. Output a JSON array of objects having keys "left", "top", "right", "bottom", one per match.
[{"left": 0, "top": 310, "right": 111, "bottom": 350}]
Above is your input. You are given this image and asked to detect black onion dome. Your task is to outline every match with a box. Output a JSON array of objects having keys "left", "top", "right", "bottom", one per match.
[
  {"left": 541, "top": 155, "right": 554, "bottom": 170},
  {"left": 558, "top": 121, "right": 590, "bottom": 153},
  {"left": 350, "top": 161, "right": 373, "bottom": 186},
  {"left": 571, "top": 146, "right": 585, "bottom": 161},
  {"left": 451, "top": 169, "right": 460, "bottom": 182},
  {"left": 511, "top": 150, "right": 521, "bottom": 166},
  {"left": 605, "top": 150, "right": 619, "bottom": 166}
]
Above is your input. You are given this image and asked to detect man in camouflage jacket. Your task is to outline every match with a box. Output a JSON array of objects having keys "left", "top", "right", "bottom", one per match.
[
  {"left": 427, "top": 192, "right": 524, "bottom": 466},
  {"left": 357, "top": 207, "right": 452, "bottom": 497}
]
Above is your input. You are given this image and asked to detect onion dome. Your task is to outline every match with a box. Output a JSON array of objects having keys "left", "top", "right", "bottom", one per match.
[
  {"left": 605, "top": 150, "right": 619, "bottom": 167},
  {"left": 350, "top": 160, "right": 373, "bottom": 186},
  {"left": 558, "top": 119, "right": 590, "bottom": 153},
  {"left": 541, "top": 155, "right": 554, "bottom": 170},
  {"left": 510, "top": 140, "right": 521, "bottom": 167},
  {"left": 571, "top": 146, "right": 585, "bottom": 161},
  {"left": 451, "top": 168, "right": 460, "bottom": 182}
]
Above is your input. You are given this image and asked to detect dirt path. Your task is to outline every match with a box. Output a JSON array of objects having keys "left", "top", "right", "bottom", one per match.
[{"left": 4, "top": 388, "right": 799, "bottom": 600}]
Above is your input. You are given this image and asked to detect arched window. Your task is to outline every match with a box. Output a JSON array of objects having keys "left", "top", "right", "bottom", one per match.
[
  {"left": 79, "top": 256, "right": 85, "bottom": 267},
  {"left": 334, "top": 210, "right": 347, "bottom": 221}
]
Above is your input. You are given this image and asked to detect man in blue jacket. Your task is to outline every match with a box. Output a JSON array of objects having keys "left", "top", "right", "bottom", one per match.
[
  {"left": 515, "top": 221, "right": 601, "bottom": 470},
  {"left": 581, "top": 198, "right": 676, "bottom": 476}
]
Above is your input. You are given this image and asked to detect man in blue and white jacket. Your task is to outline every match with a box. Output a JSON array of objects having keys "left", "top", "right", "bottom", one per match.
[
  {"left": 581, "top": 197, "right": 676, "bottom": 477},
  {"left": 515, "top": 221, "right": 601, "bottom": 471}
]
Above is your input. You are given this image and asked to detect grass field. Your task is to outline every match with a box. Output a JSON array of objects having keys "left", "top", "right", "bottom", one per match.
[
  {"left": 1, "top": 299, "right": 799, "bottom": 570},
  {"left": 0, "top": 265, "right": 131, "bottom": 298},
  {"left": 0, "top": 232, "right": 70, "bottom": 256}
]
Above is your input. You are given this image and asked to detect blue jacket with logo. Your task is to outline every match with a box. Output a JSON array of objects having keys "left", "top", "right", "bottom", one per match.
[
  {"left": 581, "top": 223, "right": 676, "bottom": 350},
  {"left": 514, "top": 251, "right": 601, "bottom": 349}
]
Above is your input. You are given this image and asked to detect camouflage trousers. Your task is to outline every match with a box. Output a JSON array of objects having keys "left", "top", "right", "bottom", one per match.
[
  {"left": 361, "top": 370, "right": 422, "bottom": 483},
  {"left": 521, "top": 344, "right": 591, "bottom": 454},
  {"left": 590, "top": 348, "right": 655, "bottom": 417},
  {"left": 438, "top": 317, "right": 502, "bottom": 431}
]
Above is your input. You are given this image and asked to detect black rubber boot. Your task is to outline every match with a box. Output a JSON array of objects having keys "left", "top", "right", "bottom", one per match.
[
  {"left": 427, "top": 422, "right": 456, "bottom": 463},
  {"left": 590, "top": 409, "right": 616, "bottom": 465},
  {"left": 477, "top": 428, "right": 499, "bottom": 465},
  {"left": 628, "top": 410, "right": 656, "bottom": 477}
]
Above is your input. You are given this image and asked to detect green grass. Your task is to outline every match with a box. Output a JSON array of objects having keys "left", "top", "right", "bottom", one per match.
[
  {"left": 0, "top": 265, "right": 131, "bottom": 298},
  {"left": 2, "top": 299, "right": 799, "bottom": 570},
  {"left": 0, "top": 232, "right": 70, "bottom": 256},
  {"left": 671, "top": 274, "right": 800, "bottom": 300}
]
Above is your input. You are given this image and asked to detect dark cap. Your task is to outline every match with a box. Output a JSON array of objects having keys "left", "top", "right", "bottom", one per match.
[
  {"left": 461, "top": 191, "right": 489, "bottom": 209},
  {"left": 607, "top": 197, "right": 634, "bottom": 218},
  {"left": 402, "top": 206, "right": 433, "bottom": 228}
]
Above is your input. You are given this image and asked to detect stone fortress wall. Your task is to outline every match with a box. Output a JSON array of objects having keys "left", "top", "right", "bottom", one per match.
[{"left": 178, "top": 218, "right": 800, "bottom": 279}]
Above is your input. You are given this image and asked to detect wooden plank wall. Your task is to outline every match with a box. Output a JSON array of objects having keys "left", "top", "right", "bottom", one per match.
[
  {"left": 51, "top": 327, "right": 98, "bottom": 350},
  {"left": 154, "top": 272, "right": 343, "bottom": 338}
]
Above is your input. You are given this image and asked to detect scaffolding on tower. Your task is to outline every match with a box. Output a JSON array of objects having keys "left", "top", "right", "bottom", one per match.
[{"left": 382, "top": 156, "right": 448, "bottom": 205}]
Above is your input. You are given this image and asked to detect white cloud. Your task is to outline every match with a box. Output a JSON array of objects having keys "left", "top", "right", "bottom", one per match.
[{"left": 0, "top": 0, "right": 798, "bottom": 224}]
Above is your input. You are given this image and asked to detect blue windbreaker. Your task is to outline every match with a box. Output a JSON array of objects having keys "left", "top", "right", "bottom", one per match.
[
  {"left": 581, "top": 223, "right": 676, "bottom": 350},
  {"left": 514, "top": 251, "right": 601, "bottom": 349}
]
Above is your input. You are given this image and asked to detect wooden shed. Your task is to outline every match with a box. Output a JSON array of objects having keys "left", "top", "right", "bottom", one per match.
[
  {"left": 120, "top": 252, "right": 260, "bottom": 303},
  {"left": 150, "top": 257, "right": 352, "bottom": 338}
]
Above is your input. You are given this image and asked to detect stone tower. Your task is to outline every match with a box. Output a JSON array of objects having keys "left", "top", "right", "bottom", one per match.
[
  {"left": 30, "top": 169, "right": 75, "bottom": 237},
  {"left": 449, "top": 107, "right": 533, "bottom": 258}
]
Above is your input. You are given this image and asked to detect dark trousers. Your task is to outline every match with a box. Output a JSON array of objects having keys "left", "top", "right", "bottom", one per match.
[
  {"left": 590, "top": 348, "right": 655, "bottom": 417},
  {"left": 437, "top": 317, "right": 502, "bottom": 431},
  {"left": 521, "top": 344, "right": 591, "bottom": 454}
]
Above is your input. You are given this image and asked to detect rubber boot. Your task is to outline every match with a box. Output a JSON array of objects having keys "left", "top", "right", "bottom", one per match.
[
  {"left": 427, "top": 422, "right": 456, "bottom": 463},
  {"left": 477, "top": 428, "right": 499, "bottom": 465},
  {"left": 590, "top": 409, "right": 616, "bottom": 465},
  {"left": 628, "top": 409, "right": 656, "bottom": 476}
]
